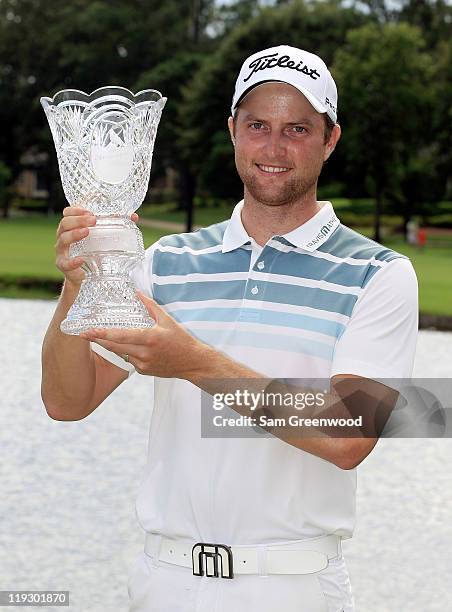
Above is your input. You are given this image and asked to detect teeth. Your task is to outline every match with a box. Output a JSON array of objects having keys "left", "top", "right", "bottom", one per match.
[{"left": 258, "top": 165, "right": 289, "bottom": 173}]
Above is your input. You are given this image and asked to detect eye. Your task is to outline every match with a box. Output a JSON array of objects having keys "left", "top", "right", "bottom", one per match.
[
  {"left": 249, "top": 122, "right": 264, "bottom": 130},
  {"left": 291, "top": 126, "right": 306, "bottom": 134}
]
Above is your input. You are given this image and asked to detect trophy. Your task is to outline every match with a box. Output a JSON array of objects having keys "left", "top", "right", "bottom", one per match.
[{"left": 41, "top": 86, "right": 166, "bottom": 334}]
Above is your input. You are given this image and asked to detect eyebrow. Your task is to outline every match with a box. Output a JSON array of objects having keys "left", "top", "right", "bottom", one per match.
[
  {"left": 286, "top": 119, "right": 315, "bottom": 127},
  {"left": 242, "top": 113, "right": 315, "bottom": 127}
]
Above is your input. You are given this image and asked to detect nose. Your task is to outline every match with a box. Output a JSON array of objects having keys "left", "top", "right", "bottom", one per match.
[{"left": 263, "top": 129, "right": 287, "bottom": 159}]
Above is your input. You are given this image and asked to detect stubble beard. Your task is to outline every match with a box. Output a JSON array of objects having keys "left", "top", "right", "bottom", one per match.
[{"left": 238, "top": 164, "right": 320, "bottom": 207}]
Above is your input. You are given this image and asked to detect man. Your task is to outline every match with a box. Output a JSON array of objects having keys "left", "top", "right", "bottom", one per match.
[{"left": 41, "top": 45, "right": 418, "bottom": 611}]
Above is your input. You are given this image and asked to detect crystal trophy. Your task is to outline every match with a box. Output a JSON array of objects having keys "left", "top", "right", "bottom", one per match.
[{"left": 41, "top": 87, "right": 166, "bottom": 334}]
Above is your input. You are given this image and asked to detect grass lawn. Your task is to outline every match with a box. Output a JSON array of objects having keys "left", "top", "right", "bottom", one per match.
[
  {"left": 383, "top": 240, "right": 452, "bottom": 316},
  {"left": 0, "top": 216, "right": 166, "bottom": 279},
  {"left": 140, "top": 198, "right": 403, "bottom": 229},
  {"left": 140, "top": 201, "right": 235, "bottom": 227},
  {"left": 1, "top": 214, "right": 451, "bottom": 316},
  {"left": 141, "top": 198, "right": 452, "bottom": 232}
]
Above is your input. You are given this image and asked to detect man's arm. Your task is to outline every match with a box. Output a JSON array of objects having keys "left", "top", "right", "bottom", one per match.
[
  {"left": 186, "top": 349, "right": 386, "bottom": 470},
  {"left": 191, "top": 259, "right": 416, "bottom": 467},
  {"left": 81, "top": 295, "right": 391, "bottom": 469},
  {"left": 80, "top": 256, "right": 417, "bottom": 466},
  {"left": 41, "top": 206, "right": 137, "bottom": 421},
  {"left": 41, "top": 279, "right": 129, "bottom": 421}
]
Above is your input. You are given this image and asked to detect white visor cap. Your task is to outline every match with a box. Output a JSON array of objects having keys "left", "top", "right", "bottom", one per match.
[{"left": 231, "top": 45, "right": 338, "bottom": 123}]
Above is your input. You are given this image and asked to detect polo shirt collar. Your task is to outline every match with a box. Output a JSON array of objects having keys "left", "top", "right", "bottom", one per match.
[
  {"left": 222, "top": 199, "right": 251, "bottom": 253},
  {"left": 222, "top": 199, "right": 340, "bottom": 253}
]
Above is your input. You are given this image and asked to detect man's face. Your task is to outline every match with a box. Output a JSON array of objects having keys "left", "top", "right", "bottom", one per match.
[{"left": 228, "top": 82, "right": 340, "bottom": 207}]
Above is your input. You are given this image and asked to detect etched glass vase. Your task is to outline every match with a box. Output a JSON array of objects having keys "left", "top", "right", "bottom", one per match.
[{"left": 41, "top": 87, "right": 166, "bottom": 334}]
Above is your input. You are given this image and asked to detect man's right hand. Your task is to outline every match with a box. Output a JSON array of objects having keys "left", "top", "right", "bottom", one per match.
[
  {"left": 43, "top": 205, "right": 138, "bottom": 421},
  {"left": 55, "top": 206, "right": 140, "bottom": 288},
  {"left": 55, "top": 207, "right": 97, "bottom": 288}
]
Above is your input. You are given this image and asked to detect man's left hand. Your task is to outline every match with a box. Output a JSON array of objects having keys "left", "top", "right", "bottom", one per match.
[{"left": 79, "top": 291, "right": 211, "bottom": 379}]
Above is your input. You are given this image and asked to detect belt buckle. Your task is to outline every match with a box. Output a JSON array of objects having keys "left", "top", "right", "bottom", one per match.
[{"left": 192, "top": 542, "right": 234, "bottom": 579}]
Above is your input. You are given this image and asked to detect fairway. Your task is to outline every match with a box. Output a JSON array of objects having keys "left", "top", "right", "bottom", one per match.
[
  {"left": 384, "top": 240, "right": 452, "bottom": 316},
  {"left": 0, "top": 215, "right": 451, "bottom": 316},
  {"left": 0, "top": 216, "right": 166, "bottom": 279}
]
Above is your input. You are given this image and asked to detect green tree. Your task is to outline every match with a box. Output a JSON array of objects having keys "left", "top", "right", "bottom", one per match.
[
  {"left": 397, "top": 0, "right": 452, "bottom": 49},
  {"left": 0, "top": 161, "right": 12, "bottom": 219},
  {"left": 207, "top": 0, "right": 262, "bottom": 39},
  {"left": 398, "top": 38, "right": 451, "bottom": 219},
  {"left": 431, "top": 40, "right": 452, "bottom": 202},
  {"left": 0, "top": 0, "right": 59, "bottom": 215},
  {"left": 332, "top": 22, "right": 435, "bottom": 241},
  {"left": 134, "top": 52, "right": 204, "bottom": 222},
  {"left": 180, "top": 0, "right": 371, "bottom": 200},
  {"left": 0, "top": 0, "right": 215, "bottom": 216}
]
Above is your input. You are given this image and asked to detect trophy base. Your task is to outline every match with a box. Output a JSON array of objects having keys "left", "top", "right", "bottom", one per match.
[{"left": 61, "top": 275, "right": 154, "bottom": 335}]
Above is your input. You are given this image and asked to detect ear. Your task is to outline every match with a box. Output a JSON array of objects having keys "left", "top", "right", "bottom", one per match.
[
  {"left": 323, "top": 123, "right": 341, "bottom": 162},
  {"left": 227, "top": 116, "right": 235, "bottom": 147}
]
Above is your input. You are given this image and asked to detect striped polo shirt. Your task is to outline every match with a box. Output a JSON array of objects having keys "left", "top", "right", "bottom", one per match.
[{"left": 92, "top": 199, "right": 418, "bottom": 544}]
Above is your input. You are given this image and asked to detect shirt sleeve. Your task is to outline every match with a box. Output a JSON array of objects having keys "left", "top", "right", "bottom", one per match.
[
  {"left": 330, "top": 257, "right": 418, "bottom": 381},
  {"left": 90, "top": 242, "right": 157, "bottom": 377}
]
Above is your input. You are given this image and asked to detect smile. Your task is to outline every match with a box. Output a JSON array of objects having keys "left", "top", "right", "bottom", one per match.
[{"left": 256, "top": 164, "right": 291, "bottom": 174}]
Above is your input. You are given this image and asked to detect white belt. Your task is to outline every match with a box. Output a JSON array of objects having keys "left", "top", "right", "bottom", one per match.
[{"left": 144, "top": 533, "right": 341, "bottom": 577}]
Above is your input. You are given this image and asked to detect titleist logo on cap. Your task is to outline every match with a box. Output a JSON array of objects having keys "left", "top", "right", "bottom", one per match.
[{"left": 243, "top": 52, "right": 321, "bottom": 83}]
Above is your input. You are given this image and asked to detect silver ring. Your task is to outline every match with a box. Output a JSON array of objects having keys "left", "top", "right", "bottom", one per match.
[{"left": 122, "top": 354, "right": 129, "bottom": 363}]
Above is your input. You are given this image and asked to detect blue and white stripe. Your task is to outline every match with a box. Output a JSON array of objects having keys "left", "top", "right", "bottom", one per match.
[{"left": 146, "top": 216, "right": 406, "bottom": 364}]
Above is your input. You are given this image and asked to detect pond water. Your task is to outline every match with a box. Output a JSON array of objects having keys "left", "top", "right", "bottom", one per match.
[{"left": 0, "top": 298, "right": 451, "bottom": 611}]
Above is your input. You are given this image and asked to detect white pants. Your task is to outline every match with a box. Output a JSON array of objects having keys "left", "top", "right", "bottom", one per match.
[{"left": 128, "top": 548, "right": 355, "bottom": 612}]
